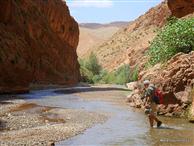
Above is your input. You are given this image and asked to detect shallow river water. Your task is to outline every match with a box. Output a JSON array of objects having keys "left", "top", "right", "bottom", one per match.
[{"left": 22, "top": 87, "right": 194, "bottom": 146}]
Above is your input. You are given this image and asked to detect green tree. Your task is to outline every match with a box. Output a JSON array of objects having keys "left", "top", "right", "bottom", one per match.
[
  {"left": 115, "top": 64, "right": 130, "bottom": 84},
  {"left": 79, "top": 56, "right": 134, "bottom": 85},
  {"left": 79, "top": 58, "right": 94, "bottom": 83},
  {"left": 85, "top": 52, "right": 102, "bottom": 75},
  {"left": 131, "top": 66, "right": 139, "bottom": 81},
  {"left": 148, "top": 18, "right": 194, "bottom": 66}
]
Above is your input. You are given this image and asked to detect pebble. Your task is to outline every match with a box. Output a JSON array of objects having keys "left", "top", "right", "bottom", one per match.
[
  {"left": 66, "top": 117, "right": 71, "bottom": 120},
  {"left": 0, "top": 100, "right": 107, "bottom": 146}
]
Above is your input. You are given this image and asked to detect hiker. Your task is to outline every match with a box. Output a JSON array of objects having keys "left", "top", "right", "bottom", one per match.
[{"left": 142, "top": 80, "right": 162, "bottom": 127}]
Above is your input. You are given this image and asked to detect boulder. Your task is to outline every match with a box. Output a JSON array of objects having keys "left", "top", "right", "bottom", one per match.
[
  {"left": 126, "top": 89, "right": 143, "bottom": 108},
  {"left": 126, "top": 82, "right": 137, "bottom": 90},
  {"left": 140, "top": 52, "right": 194, "bottom": 103},
  {"left": 175, "top": 87, "right": 192, "bottom": 104}
]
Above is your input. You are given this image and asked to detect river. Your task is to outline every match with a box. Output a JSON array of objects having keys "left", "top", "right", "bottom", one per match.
[{"left": 22, "top": 86, "right": 194, "bottom": 146}]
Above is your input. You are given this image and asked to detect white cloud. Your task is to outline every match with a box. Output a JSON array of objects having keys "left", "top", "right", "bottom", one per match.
[{"left": 66, "top": 0, "right": 113, "bottom": 8}]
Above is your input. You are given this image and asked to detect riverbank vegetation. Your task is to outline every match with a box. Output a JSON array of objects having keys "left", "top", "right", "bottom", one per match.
[
  {"left": 79, "top": 52, "right": 138, "bottom": 85},
  {"left": 147, "top": 17, "right": 194, "bottom": 66}
]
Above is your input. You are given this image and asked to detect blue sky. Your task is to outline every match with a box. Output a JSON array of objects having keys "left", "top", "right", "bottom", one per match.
[{"left": 66, "top": 0, "right": 163, "bottom": 23}]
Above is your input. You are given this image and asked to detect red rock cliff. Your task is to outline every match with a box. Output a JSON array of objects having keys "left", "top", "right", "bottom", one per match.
[
  {"left": 0, "top": 0, "right": 80, "bottom": 93},
  {"left": 167, "top": 0, "right": 194, "bottom": 18}
]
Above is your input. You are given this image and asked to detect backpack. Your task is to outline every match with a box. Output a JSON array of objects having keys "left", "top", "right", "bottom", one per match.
[{"left": 153, "top": 89, "right": 164, "bottom": 104}]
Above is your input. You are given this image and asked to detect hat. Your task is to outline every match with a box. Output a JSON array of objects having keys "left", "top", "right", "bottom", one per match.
[{"left": 143, "top": 80, "right": 150, "bottom": 85}]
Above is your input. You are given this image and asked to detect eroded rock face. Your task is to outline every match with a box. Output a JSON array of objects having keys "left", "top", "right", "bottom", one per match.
[
  {"left": 191, "top": 89, "right": 194, "bottom": 120},
  {"left": 0, "top": 0, "right": 80, "bottom": 93},
  {"left": 140, "top": 52, "right": 194, "bottom": 96},
  {"left": 167, "top": 0, "right": 194, "bottom": 18},
  {"left": 133, "top": 52, "right": 194, "bottom": 117}
]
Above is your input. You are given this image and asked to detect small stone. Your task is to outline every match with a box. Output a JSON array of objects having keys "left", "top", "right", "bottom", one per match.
[
  {"left": 66, "top": 117, "right": 71, "bottom": 120},
  {"left": 165, "top": 113, "right": 173, "bottom": 117}
]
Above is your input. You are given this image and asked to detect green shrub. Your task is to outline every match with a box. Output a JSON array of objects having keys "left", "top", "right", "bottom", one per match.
[
  {"left": 79, "top": 53, "right": 102, "bottom": 83},
  {"left": 80, "top": 65, "right": 94, "bottom": 83},
  {"left": 98, "top": 64, "right": 131, "bottom": 85},
  {"left": 79, "top": 55, "right": 135, "bottom": 85},
  {"left": 148, "top": 18, "right": 194, "bottom": 66},
  {"left": 115, "top": 64, "right": 130, "bottom": 84},
  {"left": 131, "top": 66, "right": 139, "bottom": 81},
  {"left": 102, "top": 72, "right": 116, "bottom": 84},
  {"left": 85, "top": 52, "right": 102, "bottom": 75}
]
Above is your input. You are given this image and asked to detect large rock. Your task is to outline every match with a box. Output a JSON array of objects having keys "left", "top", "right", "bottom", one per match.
[
  {"left": 0, "top": 0, "right": 80, "bottom": 93},
  {"left": 136, "top": 52, "right": 194, "bottom": 117},
  {"left": 167, "top": 0, "right": 194, "bottom": 18},
  {"left": 126, "top": 82, "right": 137, "bottom": 90},
  {"left": 140, "top": 52, "right": 194, "bottom": 102},
  {"left": 126, "top": 89, "right": 143, "bottom": 109}
]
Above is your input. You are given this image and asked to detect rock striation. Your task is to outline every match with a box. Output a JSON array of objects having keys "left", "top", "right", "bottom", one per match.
[
  {"left": 135, "top": 52, "right": 194, "bottom": 117},
  {"left": 167, "top": 0, "right": 194, "bottom": 18},
  {"left": 0, "top": 0, "right": 80, "bottom": 93}
]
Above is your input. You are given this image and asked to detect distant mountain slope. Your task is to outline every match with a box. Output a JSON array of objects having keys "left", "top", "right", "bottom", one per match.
[
  {"left": 90, "top": 0, "right": 194, "bottom": 71},
  {"left": 79, "top": 21, "right": 128, "bottom": 29},
  {"left": 90, "top": 1, "right": 171, "bottom": 71},
  {"left": 77, "top": 22, "right": 128, "bottom": 57}
]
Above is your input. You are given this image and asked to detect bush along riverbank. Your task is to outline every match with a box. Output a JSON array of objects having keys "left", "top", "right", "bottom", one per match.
[{"left": 79, "top": 52, "right": 138, "bottom": 85}]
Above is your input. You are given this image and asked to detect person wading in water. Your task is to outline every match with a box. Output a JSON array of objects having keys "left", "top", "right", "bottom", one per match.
[{"left": 142, "top": 80, "right": 162, "bottom": 127}]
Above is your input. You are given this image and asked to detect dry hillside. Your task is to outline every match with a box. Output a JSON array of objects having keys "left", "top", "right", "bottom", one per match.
[
  {"left": 91, "top": 1, "right": 171, "bottom": 71},
  {"left": 77, "top": 22, "right": 128, "bottom": 57}
]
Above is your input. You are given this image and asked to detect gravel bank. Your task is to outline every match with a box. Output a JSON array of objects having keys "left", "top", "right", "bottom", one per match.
[{"left": 0, "top": 99, "right": 108, "bottom": 146}]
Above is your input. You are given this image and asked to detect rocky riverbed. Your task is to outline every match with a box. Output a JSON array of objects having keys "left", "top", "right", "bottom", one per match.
[{"left": 0, "top": 98, "right": 107, "bottom": 146}]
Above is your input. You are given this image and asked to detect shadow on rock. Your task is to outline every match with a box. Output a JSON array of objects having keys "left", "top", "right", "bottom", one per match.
[
  {"left": 0, "top": 119, "right": 7, "bottom": 131},
  {"left": 0, "top": 95, "right": 25, "bottom": 102}
]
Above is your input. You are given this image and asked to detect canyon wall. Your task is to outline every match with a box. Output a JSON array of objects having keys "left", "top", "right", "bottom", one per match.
[
  {"left": 0, "top": 0, "right": 80, "bottom": 93},
  {"left": 167, "top": 0, "right": 194, "bottom": 18}
]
